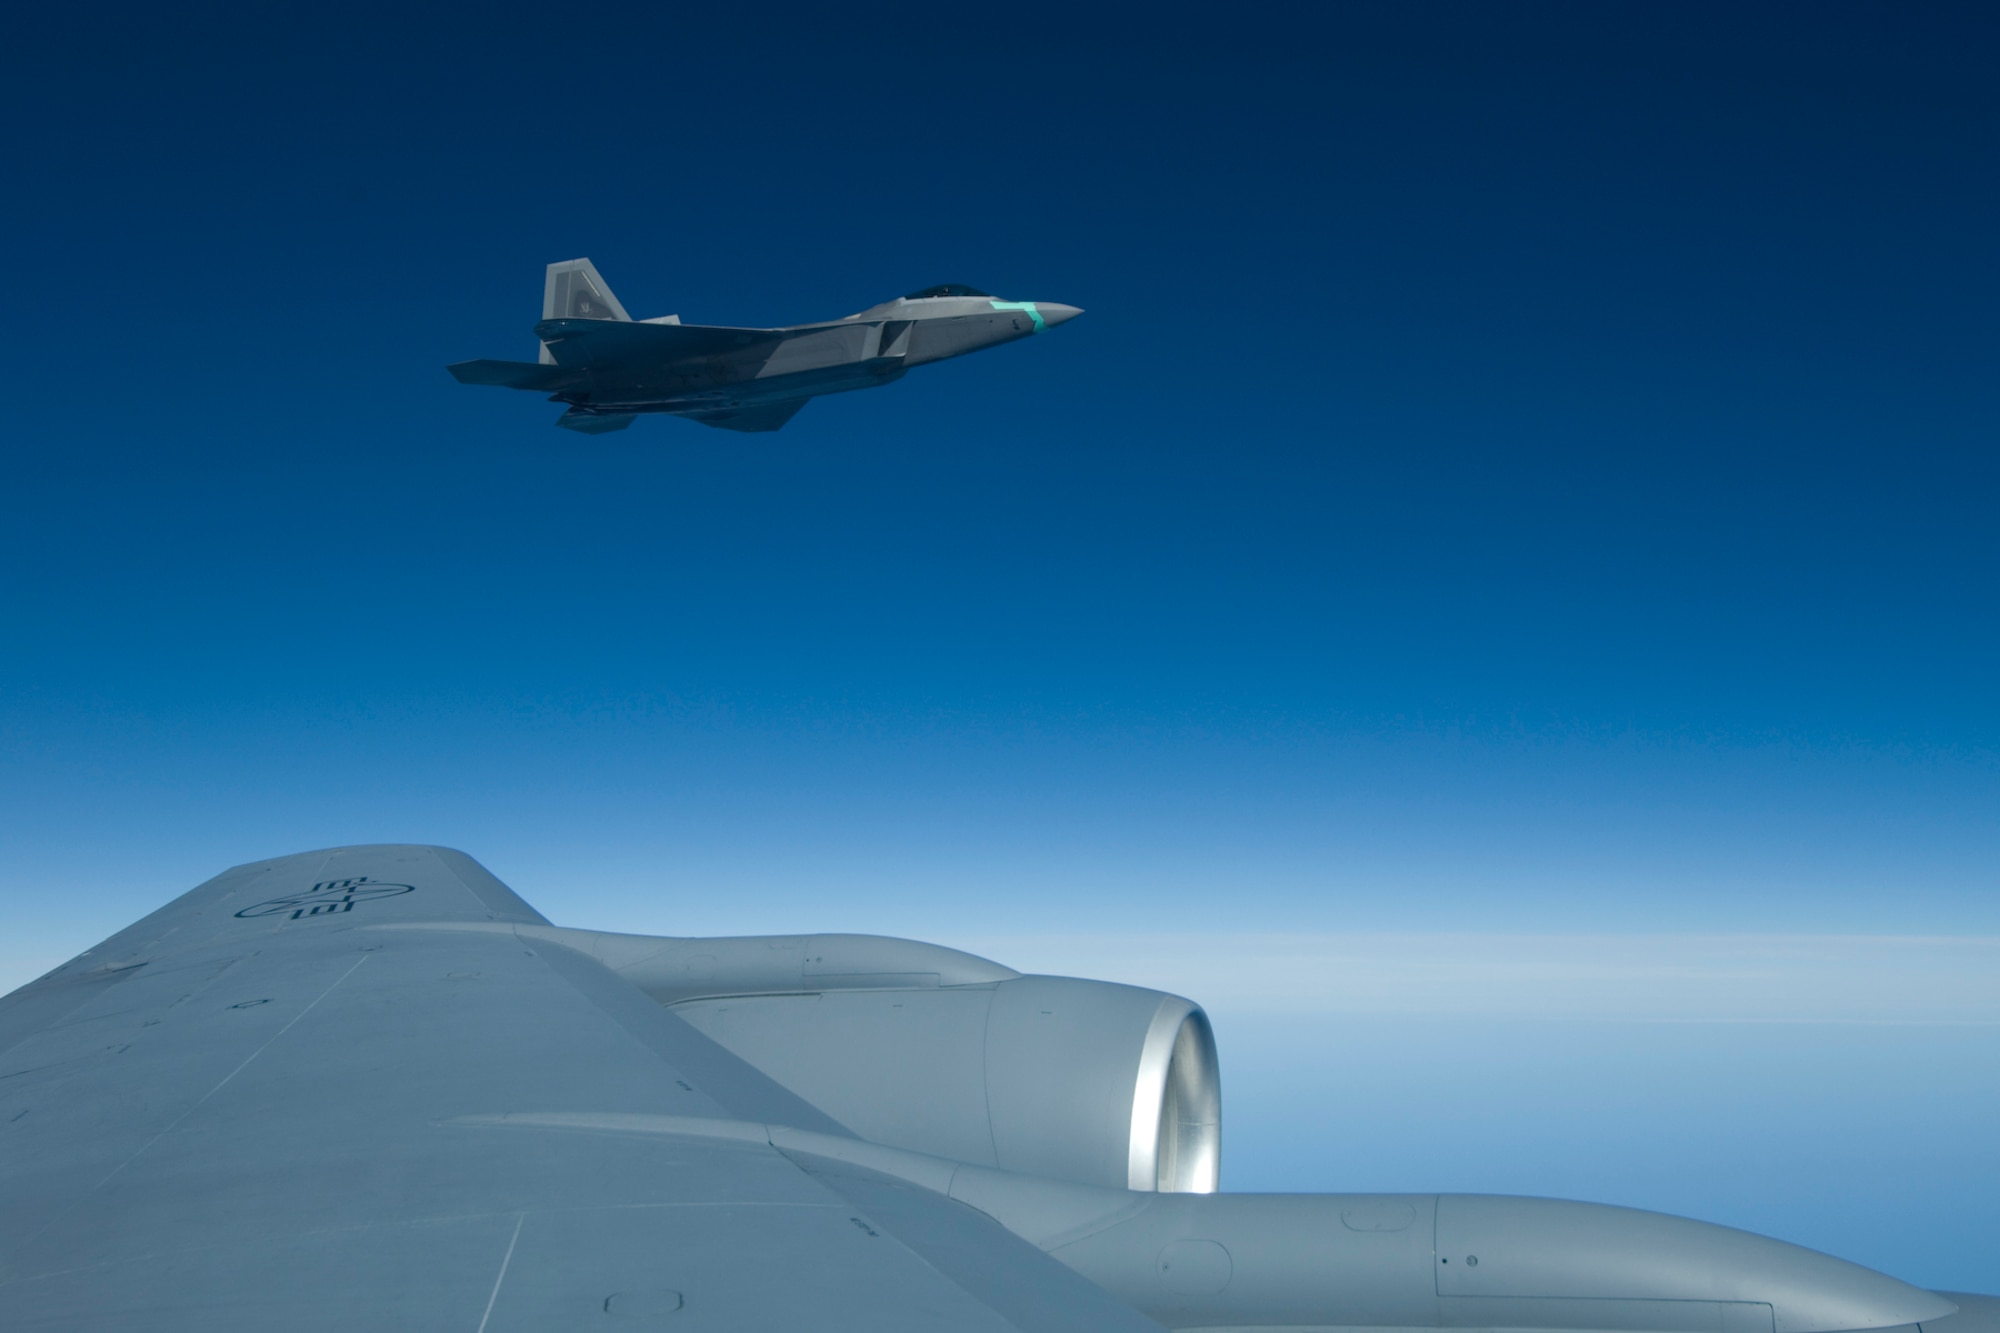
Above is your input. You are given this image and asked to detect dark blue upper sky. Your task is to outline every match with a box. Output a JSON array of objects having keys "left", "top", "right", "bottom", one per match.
[{"left": 3, "top": 1, "right": 1996, "bottom": 928}]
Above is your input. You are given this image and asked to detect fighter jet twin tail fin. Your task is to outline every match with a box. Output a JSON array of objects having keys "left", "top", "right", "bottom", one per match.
[
  {"left": 448, "top": 258, "right": 639, "bottom": 391},
  {"left": 451, "top": 258, "right": 803, "bottom": 434},
  {"left": 543, "top": 258, "right": 632, "bottom": 324}
]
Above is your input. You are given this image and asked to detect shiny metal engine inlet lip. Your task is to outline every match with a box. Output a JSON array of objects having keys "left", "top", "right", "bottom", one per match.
[{"left": 1129, "top": 999, "right": 1221, "bottom": 1193}]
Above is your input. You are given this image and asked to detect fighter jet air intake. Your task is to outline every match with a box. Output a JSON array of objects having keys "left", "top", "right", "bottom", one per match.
[
  {"left": 449, "top": 258, "right": 1083, "bottom": 433},
  {"left": 1, "top": 845, "right": 1992, "bottom": 1333}
]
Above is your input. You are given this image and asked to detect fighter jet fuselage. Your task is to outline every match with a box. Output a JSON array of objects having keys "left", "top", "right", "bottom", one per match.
[{"left": 449, "top": 259, "right": 1082, "bottom": 434}]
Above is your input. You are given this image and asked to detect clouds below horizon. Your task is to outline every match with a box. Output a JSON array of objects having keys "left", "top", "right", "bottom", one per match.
[{"left": 950, "top": 932, "right": 2000, "bottom": 1024}]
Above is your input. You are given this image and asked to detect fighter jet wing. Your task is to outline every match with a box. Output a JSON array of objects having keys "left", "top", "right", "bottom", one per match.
[
  {"left": 533, "top": 316, "right": 784, "bottom": 366},
  {"left": 0, "top": 845, "right": 1167, "bottom": 1333}
]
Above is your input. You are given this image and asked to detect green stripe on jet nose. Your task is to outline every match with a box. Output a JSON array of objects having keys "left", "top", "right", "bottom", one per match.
[{"left": 989, "top": 300, "right": 1045, "bottom": 332}]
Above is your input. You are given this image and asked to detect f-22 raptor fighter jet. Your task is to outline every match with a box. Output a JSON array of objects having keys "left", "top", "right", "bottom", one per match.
[{"left": 449, "top": 258, "right": 1083, "bottom": 434}]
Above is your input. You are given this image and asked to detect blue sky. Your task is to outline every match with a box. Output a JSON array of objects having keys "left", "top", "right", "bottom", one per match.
[{"left": 3, "top": 0, "right": 1996, "bottom": 1292}]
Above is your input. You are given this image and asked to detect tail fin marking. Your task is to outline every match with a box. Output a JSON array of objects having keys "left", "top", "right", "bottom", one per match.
[
  {"left": 541, "top": 258, "right": 630, "bottom": 363},
  {"left": 543, "top": 258, "right": 632, "bottom": 323}
]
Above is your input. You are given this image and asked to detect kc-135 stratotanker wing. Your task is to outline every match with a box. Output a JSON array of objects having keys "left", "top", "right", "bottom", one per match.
[
  {"left": 2, "top": 845, "right": 1991, "bottom": 1332},
  {"left": 448, "top": 258, "right": 1083, "bottom": 434}
]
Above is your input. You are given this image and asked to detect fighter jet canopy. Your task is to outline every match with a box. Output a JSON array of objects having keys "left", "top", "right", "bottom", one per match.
[{"left": 904, "top": 283, "right": 990, "bottom": 298}]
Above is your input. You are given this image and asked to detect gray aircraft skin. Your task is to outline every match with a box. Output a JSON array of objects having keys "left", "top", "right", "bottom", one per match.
[
  {"left": 1, "top": 844, "right": 1992, "bottom": 1333},
  {"left": 448, "top": 258, "right": 1082, "bottom": 434}
]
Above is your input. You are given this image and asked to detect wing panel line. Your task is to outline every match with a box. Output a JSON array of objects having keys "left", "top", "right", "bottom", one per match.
[
  {"left": 474, "top": 1213, "right": 525, "bottom": 1333},
  {"left": 92, "top": 951, "right": 372, "bottom": 1190}
]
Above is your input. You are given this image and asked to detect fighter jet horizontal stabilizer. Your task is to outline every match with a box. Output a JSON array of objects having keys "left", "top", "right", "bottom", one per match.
[{"left": 447, "top": 358, "right": 580, "bottom": 391}]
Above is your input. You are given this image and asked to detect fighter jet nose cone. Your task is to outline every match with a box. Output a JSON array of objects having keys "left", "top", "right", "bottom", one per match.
[{"left": 1038, "top": 303, "right": 1083, "bottom": 328}]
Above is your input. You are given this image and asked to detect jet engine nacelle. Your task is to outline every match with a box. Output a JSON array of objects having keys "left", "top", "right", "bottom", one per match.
[
  {"left": 525, "top": 926, "right": 1220, "bottom": 1193},
  {"left": 673, "top": 974, "right": 1220, "bottom": 1194}
]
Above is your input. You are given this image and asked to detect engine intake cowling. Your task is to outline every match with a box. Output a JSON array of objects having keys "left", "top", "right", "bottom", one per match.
[
  {"left": 672, "top": 974, "right": 1219, "bottom": 1193},
  {"left": 522, "top": 926, "right": 1220, "bottom": 1192}
]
